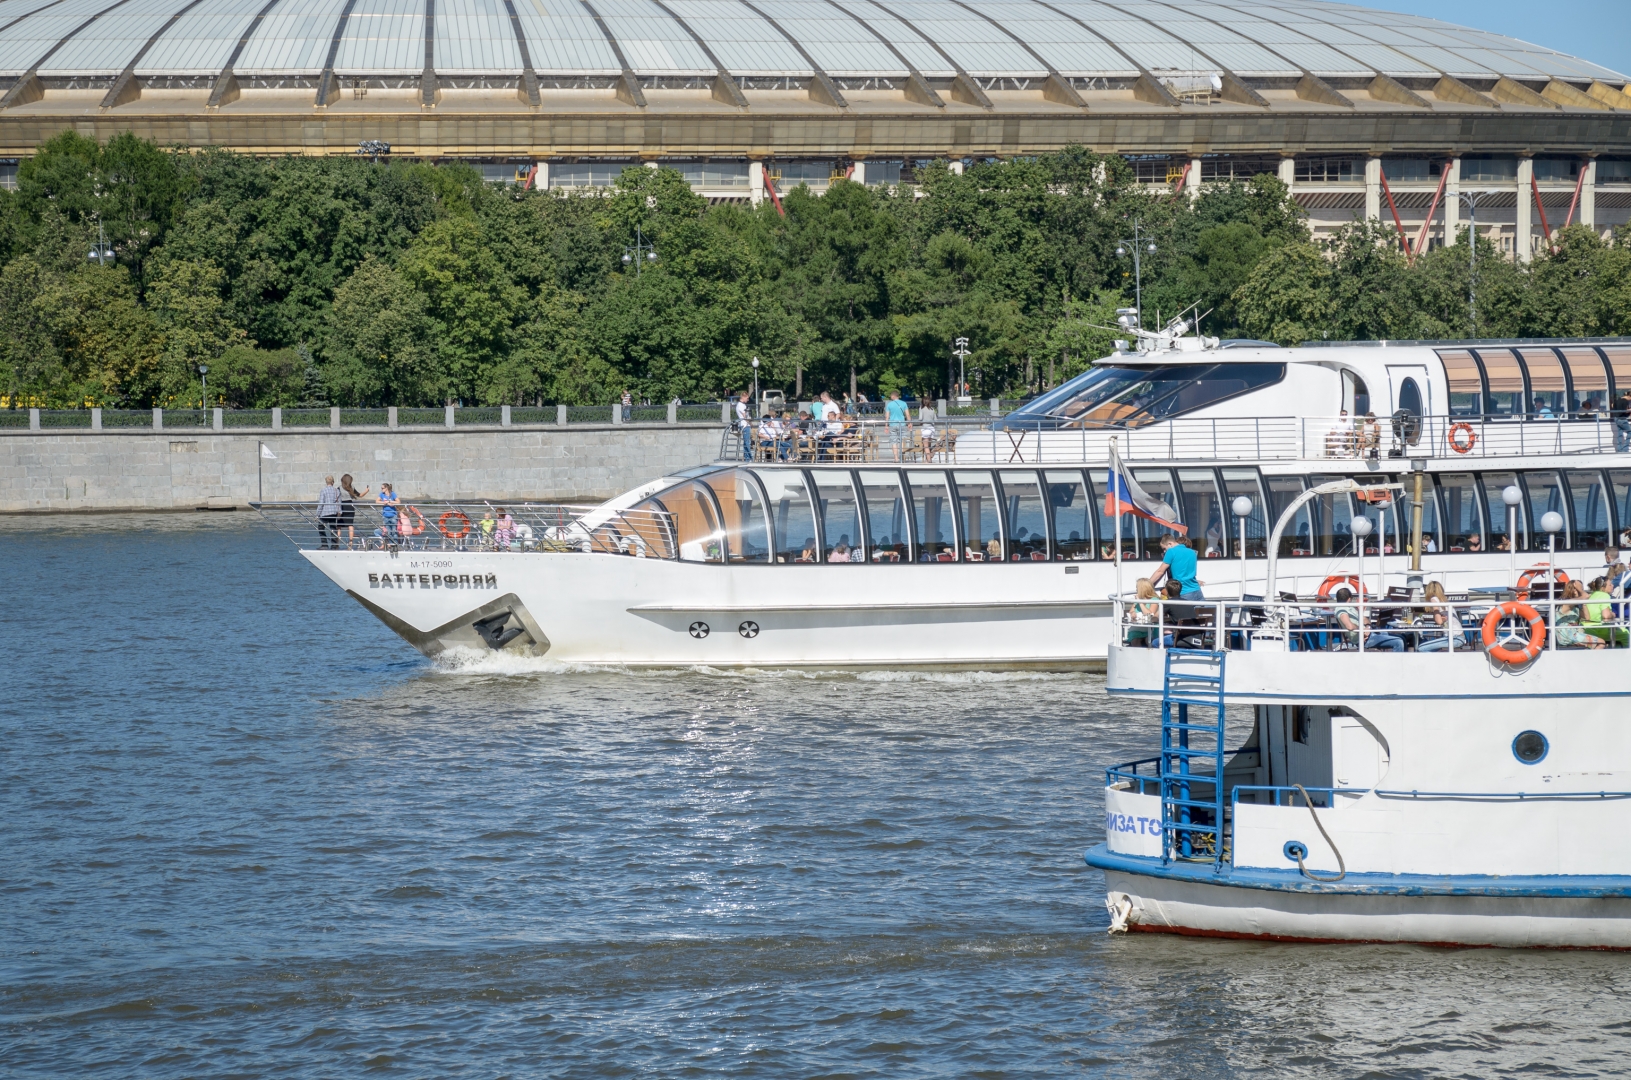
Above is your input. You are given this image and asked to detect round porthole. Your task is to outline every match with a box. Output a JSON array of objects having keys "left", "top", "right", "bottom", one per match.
[{"left": 1512, "top": 730, "right": 1548, "bottom": 765}]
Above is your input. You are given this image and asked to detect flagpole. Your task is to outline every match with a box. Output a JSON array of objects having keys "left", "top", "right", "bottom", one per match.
[
  {"left": 1111, "top": 437, "right": 1122, "bottom": 603},
  {"left": 258, "top": 441, "right": 263, "bottom": 503}
]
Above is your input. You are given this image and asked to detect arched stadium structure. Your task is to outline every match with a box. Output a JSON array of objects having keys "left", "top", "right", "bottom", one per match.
[{"left": 0, "top": 0, "right": 1626, "bottom": 255}]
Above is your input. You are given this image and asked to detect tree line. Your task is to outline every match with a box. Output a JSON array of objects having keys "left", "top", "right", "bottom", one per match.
[{"left": 1, "top": 131, "right": 1627, "bottom": 411}]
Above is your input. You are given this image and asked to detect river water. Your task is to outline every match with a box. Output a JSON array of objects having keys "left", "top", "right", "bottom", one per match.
[{"left": 3, "top": 513, "right": 1629, "bottom": 1077}]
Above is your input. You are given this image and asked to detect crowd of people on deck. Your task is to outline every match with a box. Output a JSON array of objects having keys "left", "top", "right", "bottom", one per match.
[
  {"left": 314, "top": 475, "right": 530, "bottom": 551},
  {"left": 740, "top": 389, "right": 948, "bottom": 463}
]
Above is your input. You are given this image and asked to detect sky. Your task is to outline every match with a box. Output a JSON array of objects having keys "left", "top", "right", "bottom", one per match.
[{"left": 1360, "top": 0, "right": 1628, "bottom": 76}]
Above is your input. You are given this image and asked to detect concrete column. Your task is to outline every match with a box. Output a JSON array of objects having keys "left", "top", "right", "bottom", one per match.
[
  {"left": 1187, "top": 157, "right": 1203, "bottom": 201},
  {"left": 536, "top": 161, "right": 549, "bottom": 191},
  {"left": 936, "top": 398, "right": 947, "bottom": 418},
  {"left": 153, "top": 407, "right": 163, "bottom": 431},
  {"left": 444, "top": 404, "right": 455, "bottom": 429},
  {"left": 667, "top": 400, "right": 678, "bottom": 424},
  {"left": 1582, "top": 158, "right": 1597, "bottom": 230},
  {"left": 213, "top": 407, "right": 223, "bottom": 431},
  {"left": 850, "top": 160, "right": 865, "bottom": 186},
  {"left": 272, "top": 406, "right": 282, "bottom": 430},
  {"left": 1446, "top": 157, "right": 1462, "bottom": 244},
  {"left": 948, "top": 160, "right": 964, "bottom": 176},
  {"left": 749, "top": 161, "right": 764, "bottom": 207},
  {"left": 387, "top": 406, "right": 397, "bottom": 429},
  {"left": 557, "top": 403, "right": 567, "bottom": 425},
  {"left": 501, "top": 404, "right": 511, "bottom": 427},
  {"left": 91, "top": 407, "right": 101, "bottom": 431},
  {"left": 989, "top": 397, "right": 1000, "bottom": 416},
  {"left": 612, "top": 404, "right": 622, "bottom": 425},
  {"left": 29, "top": 407, "right": 39, "bottom": 430},
  {"left": 1364, "top": 157, "right": 1382, "bottom": 221},
  {"left": 330, "top": 406, "right": 341, "bottom": 430},
  {"left": 1516, "top": 157, "right": 1533, "bottom": 262},
  {"left": 1278, "top": 157, "right": 1295, "bottom": 186}
]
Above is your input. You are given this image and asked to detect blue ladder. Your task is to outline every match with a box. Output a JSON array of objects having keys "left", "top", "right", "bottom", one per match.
[{"left": 1160, "top": 648, "right": 1228, "bottom": 870}]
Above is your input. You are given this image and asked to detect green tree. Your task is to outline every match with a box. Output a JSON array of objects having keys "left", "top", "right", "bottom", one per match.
[
  {"left": 146, "top": 257, "right": 248, "bottom": 404},
  {"left": 321, "top": 256, "right": 440, "bottom": 406},
  {"left": 1234, "top": 242, "right": 1332, "bottom": 345}
]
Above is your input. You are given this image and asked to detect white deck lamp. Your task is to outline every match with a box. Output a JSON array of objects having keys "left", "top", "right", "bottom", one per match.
[
  {"left": 1352, "top": 515, "right": 1374, "bottom": 650},
  {"left": 1541, "top": 510, "right": 1563, "bottom": 650},
  {"left": 1503, "top": 484, "right": 1523, "bottom": 583},
  {"left": 1232, "top": 495, "right": 1252, "bottom": 601}
]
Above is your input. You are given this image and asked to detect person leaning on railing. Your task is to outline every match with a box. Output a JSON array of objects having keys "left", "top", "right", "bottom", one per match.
[{"left": 1124, "top": 578, "right": 1160, "bottom": 647}]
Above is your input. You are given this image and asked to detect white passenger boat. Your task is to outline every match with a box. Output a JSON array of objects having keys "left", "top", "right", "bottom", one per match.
[
  {"left": 268, "top": 326, "right": 1631, "bottom": 669},
  {"left": 1086, "top": 479, "right": 1631, "bottom": 948}
]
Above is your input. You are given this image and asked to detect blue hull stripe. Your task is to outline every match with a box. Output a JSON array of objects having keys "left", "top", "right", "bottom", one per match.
[{"left": 1085, "top": 844, "right": 1631, "bottom": 898}]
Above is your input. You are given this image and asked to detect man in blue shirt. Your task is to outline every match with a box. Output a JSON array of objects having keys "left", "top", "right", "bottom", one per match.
[
  {"left": 884, "top": 390, "right": 910, "bottom": 460},
  {"left": 1150, "top": 533, "right": 1203, "bottom": 599}
]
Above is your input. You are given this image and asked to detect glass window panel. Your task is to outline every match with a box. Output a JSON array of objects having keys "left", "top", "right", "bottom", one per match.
[
  {"left": 1523, "top": 471, "right": 1571, "bottom": 551},
  {"left": 1088, "top": 469, "right": 1137, "bottom": 560},
  {"left": 1567, "top": 470, "right": 1611, "bottom": 552},
  {"left": 1519, "top": 348, "right": 1567, "bottom": 417},
  {"left": 658, "top": 480, "right": 725, "bottom": 562},
  {"left": 753, "top": 468, "right": 817, "bottom": 563},
  {"left": 1045, "top": 471, "right": 1094, "bottom": 561},
  {"left": 1178, "top": 468, "right": 1228, "bottom": 559},
  {"left": 1396, "top": 471, "right": 1442, "bottom": 555},
  {"left": 907, "top": 471, "right": 955, "bottom": 561},
  {"left": 1007, "top": 362, "right": 1286, "bottom": 429},
  {"left": 1265, "top": 474, "right": 1313, "bottom": 557},
  {"left": 856, "top": 469, "right": 909, "bottom": 562},
  {"left": 1436, "top": 349, "right": 1484, "bottom": 415},
  {"left": 1436, "top": 473, "right": 1484, "bottom": 552},
  {"left": 1476, "top": 349, "right": 1524, "bottom": 416},
  {"left": 625, "top": 497, "right": 680, "bottom": 559},
  {"left": 1352, "top": 481, "right": 1398, "bottom": 557},
  {"left": 550, "top": 162, "right": 639, "bottom": 189},
  {"left": 1219, "top": 468, "right": 1269, "bottom": 559},
  {"left": 1561, "top": 347, "right": 1609, "bottom": 414},
  {"left": 1609, "top": 471, "right": 1631, "bottom": 550},
  {"left": 436, "top": 0, "right": 523, "bottom": 73},
  {"left": 998, "top": 471, "right": 1049, "bottom": 561},
  {"left": 701, "top": 469, "right": 772, "bottom": 563},
  {"left": 953, "top": 471, "right": 1002, "bottom": 563},
  {"left": 1131, "top": 468, "right": 1178, "bottom": 558},
  {"left": 810, "top": 469, "right": 863, "bottom": 564},
  {"left": 1602, "top": 347, "right": 1631, "bottom": 400},
  {"left": 1480, "top": 471, "right": 1528, "bottom": 553},
  {"left": 1307, "top": 474, "right": 1356, "bottom": 557}
]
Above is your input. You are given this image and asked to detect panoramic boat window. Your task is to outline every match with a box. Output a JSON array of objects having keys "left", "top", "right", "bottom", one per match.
[
  {"left": 621, "top": 497, "right": 680, "bottom": 559},
  {"left": 1264, "top": 474, "right": 1311, "bottom": 556},
  {"left": 810, "top": 470, "right": 864, "bottom": 563},
  {"left": 998, "top": 471, "right": 1049, "bottom": 561},
  {"left": 1477, "top": 349, "right": 1526, "bottom": 416},
  {"left": 1341, "top": 370, "right": 1369, "bottom": 416},
  {"left": 1307, "top": 475, "right": 1358, "bottom": 557},
  {"left": 1008, "top": 362, "right": 1285, "bottom": 428},
  {"left": 1560, "top": 347, "right": 1610, "bottom": 414},
  {"left": 652, "top": 481, "right": 726, "bottom": 562},
  {"left": 1177, "top": 469, "right": 1228, "bottom": 558},
  {"left": 1131, "top": 469, "right": 1179, "bottom": 558},
  {"left": 1480, "top": 471, "right": 1529, "bottom": 551},
  {"left": 1047, "top": 471, "right": 1095, "bottom": 560},
  {"left": 1089, "top": 470, "right": 1137, "bottom": 560},
  {"left": 952, "top": 472, "right": 1003, "bottom": 563},
  {"left": 701, "top": 470, "right": 772, "bottom": 562},
  {"left": 1603, "top": 346, "right": 1631, "bottom": 402},
  {"left": 753, "top": 469, "right": 817, "bottom": 563},
  {"left": 1523, "top": 471, "right": 1570, "bottom": 549},
  {"left": 1436, "top": 473, "right": 1485, "bottom": 551},
  {"left": 1219, "top": 468, "right": 1268, "bottom": 558},
  {"left": 1396, "top": 376, "right": 1423, "bottom": 421},
  {"left": 1520, "top": 348, "right": 1568, "bottom": 417},
  {"left": 907, "top": 471, "right": 956, "bottom": 561},
  {"left": 1356, "top": 483, "right": 1400, "bottom": 556},
  {"left": 1436, "top": 350, "right": 1484, "bottom": 416},
  {"left": 1608, "top": 471, "right": 1631, "bottom": 547},
  {"left": 1567, "top": 470, "right": 1611, "bottom": 550},
  {"left": 856, "top": 469, "right": 910, "bottom": 562},
  {"left": 1392, "top": 474, "right": 1443, "bottom": 554}
]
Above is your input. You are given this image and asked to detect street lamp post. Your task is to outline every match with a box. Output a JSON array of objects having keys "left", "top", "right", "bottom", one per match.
[
  {"left": 953, "top": 337, "right": 970, "bottom": 404},
  {"left": 1232, "top": 495, "right": 1253, "bottom": 601},
  {"left": 622, "top": 226, "right": 657, "bottom": 276},
  {"left": 1458, "top": 190, "right": 1492, "bottom": 337},
  {"left": 751, "top": 356, "right": 760, "bottom": 416},
  {"left": 1352, "top": 515, "right": 1374, "bottom": 651},
  {"left": 198, "top": 363, "right": 209, "bottom": 421},
  {"left": 1541, "top": 510, "right": 1563, "bottom": 651},
  {"left": 1116, "top": 223, "right": 1157, "bottom": 331},
  {"left": 87, "top": 219, "right": 114, "bottom": 266},
  {"left": 1502, "top": 484, "right": 1523, "bottom": 582}
]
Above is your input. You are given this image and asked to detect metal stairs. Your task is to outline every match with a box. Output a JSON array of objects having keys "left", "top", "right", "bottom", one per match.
[{"left": 1160, "top": 648, "right": 1228, "bottom": 869}]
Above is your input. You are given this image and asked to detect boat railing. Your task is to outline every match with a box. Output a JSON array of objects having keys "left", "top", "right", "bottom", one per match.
[
  {"left": 1112, "top": 587, "right": 1629, "bottom": 654},
  {"left": 1106, "top": 758, "right": 1162, "bottom": 796},
  {"left": 253, "top": 501, "right": 678, "bottom": 556},
  {"left": 726, "top": 412, "right": 1625, "bottom": 465}
]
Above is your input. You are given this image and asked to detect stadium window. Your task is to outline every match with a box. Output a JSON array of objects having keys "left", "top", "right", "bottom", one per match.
[
  {"left": 1380, "top": 157, "right": 1442, "bottom": 182},
  {"left": 1461, "top": 155, "right": 1518, "bottom": 182},
  {"left": 1294, "top": 157, "right": 1361, "bottom": 182},
  {"left": 1124, "top": 155, "right": 1177, "bottom": 183},
  {"left": 1200, "top": 155, "right": 1279, "bottom": 182},
  {"left": 865, "top": 161, "right": 903, "bottom": 186},
  {"left": 1596, "top": 159, "right": 1631, "bottom": 183},
  {"left": 1532, "top": 158, "right": 1580, "bottom": 182}
]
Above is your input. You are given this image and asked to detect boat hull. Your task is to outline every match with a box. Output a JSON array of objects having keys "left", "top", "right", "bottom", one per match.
[{"left": 1090, "top": 848, "right": 1631, "bottom": 949}]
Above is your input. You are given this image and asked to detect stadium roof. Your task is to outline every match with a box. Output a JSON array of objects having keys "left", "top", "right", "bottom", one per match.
[{"left": 0, "top": 0, "right": 1623, "bottom": 160}]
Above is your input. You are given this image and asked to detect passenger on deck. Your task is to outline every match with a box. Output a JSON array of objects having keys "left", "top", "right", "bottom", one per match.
[
  {"left": 1556, "top": 580, "right": 1605, "bottom": 649},
  {"left": 494, "top": 509, "right": 516, "bottom": 550},
  {"left": 1149, "top": 533, "right": 1203, "bottom": 599},
  {"left": 1332, "top": 586, "right": 1405, "bottom": 651},
  {"left": 1416, "top": 581, "right": 1466, "bottom": 651},
  {"left": 1125, "top": 578, "right": 1159, "bottom": 647},
  {"left": 1466, "top": 535, "right": 1483, "bottom": 552},
  {"left": 830, "top": 542, "right": 851, "bottom": 563},
  {"left": 798, "top": 538, "right": 817, "bottom": 563},
  {"left": 1582, "top": 578, "right": 1627, "bottom": 645}
]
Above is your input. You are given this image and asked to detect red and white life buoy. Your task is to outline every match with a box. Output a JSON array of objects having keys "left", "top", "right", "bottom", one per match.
[
  {"left": 1515, "top": 563, "right": 1569, "bottom": 601},
  {"left": 1482, "top": 601, "right": 1546, "bottom": 666},
  {"left": 1317, "top": 574, "right": 1369, "bottom": 599},
  {"left": 1448, "top": 422, "right": 1477, "bottom": 454}
]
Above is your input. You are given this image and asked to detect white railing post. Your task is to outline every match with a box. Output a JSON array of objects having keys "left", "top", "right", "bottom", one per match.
[
  {"left": 213, "top": 407, "right": 223, "bottom": 431},
  {"left": 558, "top": 404, "right": 568, "bottom": 425},
  {"left": 153, "top": 407, "right": 163, "bottom": 431},
  {"left": 668, "top": 401, "right": 678, "bottom": 424},
  {"left": 29, "top": 407, "right": 39, "bottom": 430},
  {"left": 272, "top": 407, "right": 282, "bottom": 430},
  {"left": 386, "top": 406, "right": 395, "bottom": 429},
  {"left": 331, "top": 406, "right": 341, "bottom": 430},
  {"left": 444, "top": 404, "right": 455, "bottom": 429},
  {"left": 91, "top": 407, "right": 101, "bottom": 431},
  {"left": 501, "top": 404, "right": 511, "bottom": 427}
]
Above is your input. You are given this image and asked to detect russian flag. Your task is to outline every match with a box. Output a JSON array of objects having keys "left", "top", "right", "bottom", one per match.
[{"left": 1105, "top": 444, "right": 1187, "bottom": 535}]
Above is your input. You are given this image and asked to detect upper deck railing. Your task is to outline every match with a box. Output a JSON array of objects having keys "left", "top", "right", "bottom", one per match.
[
  {"left": 254, "top": 500, "right": 677, "bottom": 557},
  {"left": 725, "top": 413, "right": 1626, "bottom": 465}
]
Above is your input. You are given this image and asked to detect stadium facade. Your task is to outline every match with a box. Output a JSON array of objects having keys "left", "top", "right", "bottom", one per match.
[{"left": 0, "top": 0, "right": 1626, "bottom": 257}]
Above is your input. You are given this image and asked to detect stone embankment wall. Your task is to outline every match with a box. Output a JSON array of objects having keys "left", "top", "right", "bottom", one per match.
[{"left": 0, "top": 424, "right": 726, "bottom": 512}]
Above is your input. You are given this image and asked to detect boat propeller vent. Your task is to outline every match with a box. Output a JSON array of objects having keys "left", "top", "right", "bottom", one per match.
[{"left": 472, "top": 610, "right": 526, "bottom": 650}]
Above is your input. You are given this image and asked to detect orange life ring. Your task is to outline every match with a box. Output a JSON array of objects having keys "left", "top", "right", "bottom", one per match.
[
  {"left": 1516, "top": 563, "right": 1570, "bottom": 601},
  {"left": 1448, "top": 422, "right": 1477, "bottom": 454},
  {"left": 438, "top": 509, "right": 471, "bottom": 538},
  {"left": 398, "top": 505, "right": 426, "bottom": 536},
  {"left": 1482, "top": 601, "right": 1546, "bottom": 665},
  {"left": 1317, "top": 574, "right": 1369, "bottom": 599}
]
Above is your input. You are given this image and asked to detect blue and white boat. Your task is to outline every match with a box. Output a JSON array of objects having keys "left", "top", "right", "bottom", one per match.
[{"left": 1086, "top": 478, "right": 1631, "bottom": 948}]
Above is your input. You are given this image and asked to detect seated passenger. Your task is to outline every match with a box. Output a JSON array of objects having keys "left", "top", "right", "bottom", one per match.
[
  {"left": 1582, "top": 577, "right": 1628, "bottom": 645},
  {"left": 1126, "top": 578, "right": 1159, "bottom": 647},
  {"left": 797, "top": 538, "right": 817, "bottom": 563},
  {"left": 830, "top": 542, "right": 851, "bottom": 562},
  {"left": 1556, "top": 580, "right": 1605, "bottom": 649},
  {"left": 1466, "top": 535, "right": 1483, "bottom": 552},
  {"left": 1416, "top": 581, "right": 1465, "bottom": 652},
  {"left": 1331, "top": 586, "right": 1405, "bottom": 651}
]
